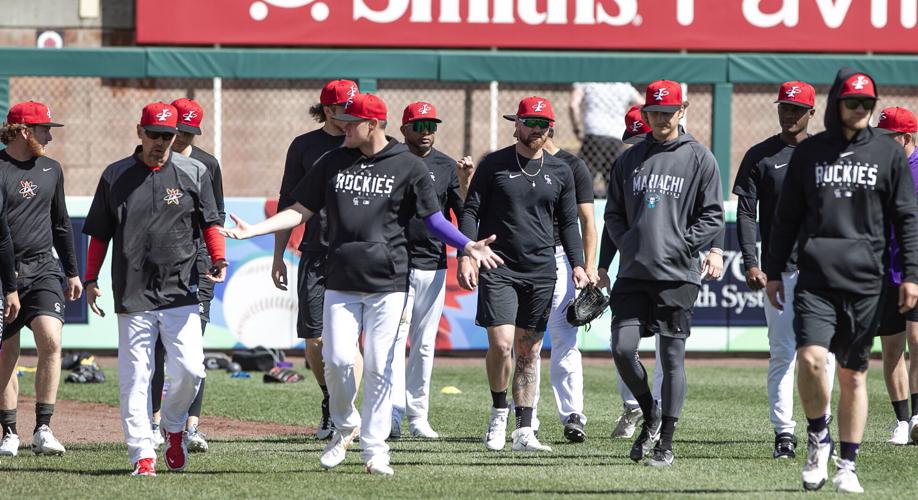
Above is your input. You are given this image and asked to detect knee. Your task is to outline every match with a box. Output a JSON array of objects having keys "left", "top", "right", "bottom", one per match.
[
  {"left": 797, "top": 347, "right": 827, "bottom": 372},
  {"left": 611, "top": 343, "right": 636, "bottom": 366},
  {"left": 489, "top": 340, "right": 513, "bottom": 360},
  {"left": 837, "top": 368, "right": 866, "bottom": 390}
]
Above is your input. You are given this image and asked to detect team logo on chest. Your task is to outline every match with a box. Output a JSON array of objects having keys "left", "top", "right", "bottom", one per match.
[
  {"left": 334, "top": 164, "right": 395, "bottom": 206},
  {"left": 18, "top": 180, "right": 38, "bottom": 199},
  {"left": 644, "top": 193, "right": 661, "bottom": 208},
  {"left": 163, "top": 188, "right": 184, "bottom": 205}
]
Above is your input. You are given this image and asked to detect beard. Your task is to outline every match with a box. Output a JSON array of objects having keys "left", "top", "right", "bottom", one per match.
[
  {"left": 521, "top": 133, "right": 547, "bottom": 150},
  {"left": 27, "top": 135, "right": 45, "bottom": 157}
]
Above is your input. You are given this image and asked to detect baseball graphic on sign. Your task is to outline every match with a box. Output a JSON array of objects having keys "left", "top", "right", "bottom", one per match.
[
  {"left": 222, "top": 256, "right": 299, "bottom": 348},
  {"left": 249, "top": 0, "right": 328, "bottom": 22}
]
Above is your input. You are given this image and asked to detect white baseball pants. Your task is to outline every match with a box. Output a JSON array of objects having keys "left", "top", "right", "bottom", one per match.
[
  {"left": 391, "top": 268, "right": 446, "bottom": 423},
  {"left": 322, "top": 289, "right": 407, "bottom": 464},
  {"left": 764, "top": 270, "right": 836, "bottom": 434},
  {"left": 117, "top": 304, "right": 204, "bottom": 465}
]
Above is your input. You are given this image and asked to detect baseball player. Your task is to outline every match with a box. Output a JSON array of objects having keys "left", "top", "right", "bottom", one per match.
[
  {"left": 389, "top": 101, "right": 473, "bottom": 440},
  {"left": 0, "top": 101, "right": 80, "bottom": 458},
  {"left": 605, "top": 80, "right": 724, "bottom": 467},
  {"left": 767, "top": 69, "right": 918, "bottom": 493},
  {"left": 220, "top": 93, "right": 502, "bottom": 476},
  {"left": 148, "top": 97, "right": 226, "bottom": 453},
  {"left": 732, "top": 81, "right": 836, "bottom": 458},
  {"left": 459, "top": 96, "right": 589, "bottom": 453},
  {"left": 871, "top": 106, "right": 918, "bottom": 444},
  {"left": 273, "top": 80, "right": 362, "bottom": 440},
  {"left": 82, "top": 102, "right": 226, "bottom": 476}
]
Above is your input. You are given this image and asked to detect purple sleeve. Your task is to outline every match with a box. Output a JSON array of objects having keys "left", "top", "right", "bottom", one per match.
[{"left": 424, "top": 212, "right": 471, "bottom": 251}]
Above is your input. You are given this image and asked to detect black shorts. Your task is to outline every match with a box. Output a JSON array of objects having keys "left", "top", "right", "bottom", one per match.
[
  {"left": 2, "top": 275, "right": 66, "bottom": 341},
  {"left": 793, "top": 288, "right": 882, "bottom": 372},
  {"left": 297, "top": 252, "right": 326, "bottom": 339},
  {"left": 610, "top": 278, "right": 700, "bottom": 339},
  {"left": 875, "top": 286, "right": 918, "bottom": 336},
  {"left": 476, "top": 270, "right": 555, "bottom": 331}
]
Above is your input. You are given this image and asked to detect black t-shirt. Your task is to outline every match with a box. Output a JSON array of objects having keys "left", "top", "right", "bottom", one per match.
[
  {"left": 406, "top": 148, "right": 463, "bottom": 271},
  {"left": 460, "top": 145, "right": 584, "bottom": 279},
  {"left": 552, "top": 149, "right": 594, "bottom": 246},
  {"left": 732, "top": 135, "right": 798, "bottom": 275},
  {"left": 0, "top": 150, "right": 78, "bottom": 287},
  {"left": 83, "top": 151, "right": 221, "bottom": 313},
  {"left": 293, "top": 139, "right": 440, "bottom": 293},
  {"left": 279, "top": 128, "right": 344, "bottom": 253},
  {"left": 189, "top": 146, "right": 225, "bottom": 296}
]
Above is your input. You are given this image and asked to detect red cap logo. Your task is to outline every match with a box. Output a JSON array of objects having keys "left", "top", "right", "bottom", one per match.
[
  {"left": 320, "top": 79, "right": 359, "bottom": 106},
  {"left": 171, "top": 98, "right": 204, "bottom": 135},
  {"left": 775, "top": 81, "right": 815, "bottom": 108},
  {"left": 334, "top": 93, "right": 388, "bottom": 122},
  {"left": 402, "top": 101, "right": 442, "bottom": 125},
  {"left": 6, "top": 101, "right": 63, "bottom": 127},
  {"left": 622, "top": 105, "right": 651, "bottom": 144},
  {"left": 877, "top": 106, "right": 918, "bottom": 135},
  {"left": 643, "top": 81, "right": 683, "bottom": 112},
  {"left": 839, "top": 73, "right": 877, "bottom": 99},
  {"left": 516, "top": 96, "right": 555, "bottom": 121},
  {"left": 140, "top": 102, "right": 178, "bottom": 132}
]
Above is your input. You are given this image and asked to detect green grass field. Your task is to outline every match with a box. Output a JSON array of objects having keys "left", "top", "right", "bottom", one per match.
[{"left": 2, "top": 359, "right": 916, "bottom": 498}]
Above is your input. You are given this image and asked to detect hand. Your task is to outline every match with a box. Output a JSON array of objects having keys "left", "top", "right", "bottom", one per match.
[
  {"left": 898, "top": 282, "right": 918, "bottom": 314},
  {"left": 585, "top": 267, "right": 600, "bottom": 286},
  {"left": 458, "top": 256, "right": 479, "bottom": 291},
  {"left": 765, "top": 280, "right": 784, "bottom": 311},
  {"left": 271, "top": 256, "right": 288, "bottom": 291},
  {"left": 4, "top": 291, "right": 19, "bottom": 324},
  {"left": 463, "top": 235, "right": 504, "bottom": 270},
  {"left": 702, "top": 251, "right": 724, "bottom": 281},
  {"left": 65, "top": 276, "right": 83, "bottom": 301},
  {"left": 207, "top": 260, "right": 229, "bottom": 283},
  {"left": 218, "top": 214, "right": 253, "bottom": 240},
  {"left": 86, "top": 282, "right": 105, "bottom": 317},
  {"left": 456, "top": 156, "right": 475, "bottom": 182},
  {"left": 572, "top": 266, "right": 590, "bottom": 289},
  {"left": 745, "top": 266, "right": 768, "bottom": 291},
  {"left": 597, "top": 268, "right": 611, "bottom": 294}
]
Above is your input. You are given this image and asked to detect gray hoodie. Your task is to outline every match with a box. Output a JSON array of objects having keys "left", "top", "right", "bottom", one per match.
[{"left": 604, "top": 131, "right": 724, "bottom": 284}]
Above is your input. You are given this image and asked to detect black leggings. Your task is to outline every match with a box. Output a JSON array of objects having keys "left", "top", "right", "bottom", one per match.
[
  {"left": 611, "top": 324, "right": 687, "bottom": 418},
  {"left": 151, "top": 318, "right": 207, "bottom": 418}
]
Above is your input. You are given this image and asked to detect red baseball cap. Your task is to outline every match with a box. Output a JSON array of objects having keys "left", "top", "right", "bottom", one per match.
[
  {"left": 643, "top": 80, "right": 683, "bottom": 113},
  {"left": 333, "top": 93, "right": 388, "bottom": 122},
  {"left": 775, "top": 81, "right": 815, "bottom": 109},
  {"left": 402, "top": 101, "right": 442, "bottom": 125},
  {"left": 320, "top": 79, "right": 359, "bottom": 106},
  {"left": 171, "top": 98, "right": 203, "bottom": 135},
  {"left": 140, "top": 102, "right": 178, "bottom": 133},
  {"left": 6, "top": 101, "right": 63, "bottom": 127},
  {"left": 622, "top": 106, "right": 652, "bottom": 144},
  {"left": 503, "top": 96, "right": 555, "bottom": 123},
  {"left": 839, "top": 73, "right": 877, "bottom": 100},
  {"left": 876, "top": 107, "right": 918, "bottom": 135}
]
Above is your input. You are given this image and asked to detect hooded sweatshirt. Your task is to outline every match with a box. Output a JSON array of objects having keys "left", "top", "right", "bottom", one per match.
[
  {"left": 293, "top": 138, "right": 440, "bottom": 293},
  {"left": 766, "top": 68, "right": 918, "bottom": 294},
  {"left": 603, "top": 131, "right": 724, "bottom": 285}
]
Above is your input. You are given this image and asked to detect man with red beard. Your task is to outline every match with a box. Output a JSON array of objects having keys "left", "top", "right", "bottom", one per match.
[{"left": 0, "top": 101, "right": 80, "bottom": 458}]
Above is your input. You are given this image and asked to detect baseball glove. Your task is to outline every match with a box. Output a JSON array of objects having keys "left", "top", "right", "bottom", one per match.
[{"left": 566, "top": 284, "right": 610, "bottom": 327}]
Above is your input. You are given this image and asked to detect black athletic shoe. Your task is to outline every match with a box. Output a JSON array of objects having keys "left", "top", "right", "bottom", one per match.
[
  {"left": 774, "top": 432, "right": 797, "bottom": 459},
  {"left": 644, "top": 446, "right": 675, "bottom": 467},
  {"left": 563, "top": 414, "right": 586, "bottom": 443},
  {"left": 629, "top": 405, "right": 661, "bottom": 462}
]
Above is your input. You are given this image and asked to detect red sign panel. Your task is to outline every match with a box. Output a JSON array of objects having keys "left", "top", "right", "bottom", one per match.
[{"left": 136, "top": 0, "right": 918, "bottom": 53}]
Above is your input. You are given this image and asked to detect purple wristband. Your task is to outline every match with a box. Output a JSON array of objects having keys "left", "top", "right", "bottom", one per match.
[{"left": 424, "top": 212, "right": 471, "bottom": 250}]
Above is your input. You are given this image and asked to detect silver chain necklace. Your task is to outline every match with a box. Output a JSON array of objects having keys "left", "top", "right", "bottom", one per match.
[{"left": 515, "top": 152, "right": 544, "bottom": 188}]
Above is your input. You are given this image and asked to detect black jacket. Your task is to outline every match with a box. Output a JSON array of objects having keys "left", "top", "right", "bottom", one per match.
[{"left": 767, "top": 67, "right": 918, "bottom": 294}]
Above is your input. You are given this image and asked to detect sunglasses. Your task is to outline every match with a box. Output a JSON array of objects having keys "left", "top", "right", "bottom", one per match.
[
  {"left": 412, "top": 121, "right": 438, "bottom": 133},
  {"left": 842, "top": 98, "right": 876, "bottom": 111},
  {"left": 519, "top": 118, "right": 552, "bottom": 129},
  {"left": 144, "top": 130, "right": 175, "bottom": 141}
]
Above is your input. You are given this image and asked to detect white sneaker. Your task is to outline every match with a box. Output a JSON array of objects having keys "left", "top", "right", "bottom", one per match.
[
  {"left": 366, "top": 455, "right": 394, "bottom": 476},
  {"left": 802, "top": 430, "right": 833, "bottom": 491},
  {"left": 910, "top": 415, "right": 918, "bottom": 444},
  {"left": 612, "top": 406, "right": 644, "bottom": 439},
  {"left": 184, "top": 426, "right": 209, "bottom": 453},
  {"left": 152, "top": 424, "right": 165, "bottom": 449},
  {"left": 320, "top": 427, "right": 359, "bottom": 469},
  {"left": 484, "top": 407, "right": 509, "bottom": 451},
  {"left": 833, "top": 460, "right": 864, "bottom": 494},
  {"left": 408, "top": 419, "right": 439, "bottom": 439},
  {"left": 511, "top": 427, "right": 552, "bottom": 452},
  {"left": 31, "top": 425, "right": 66, "bottom": 455},
  {"left": 888, "top": 420, "right": 910, "bottom": 445},
  {"left": 0, "top": 433, "right": 20, "bottom": 456}
]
